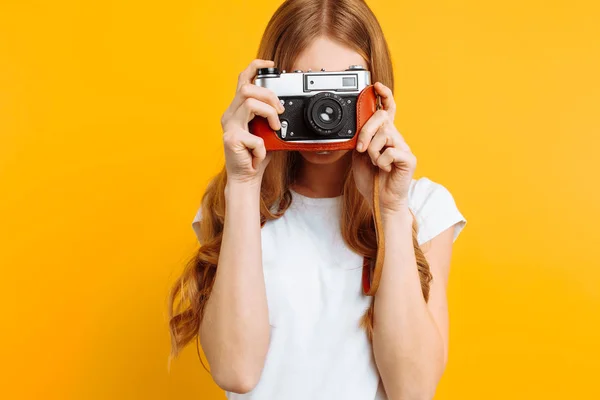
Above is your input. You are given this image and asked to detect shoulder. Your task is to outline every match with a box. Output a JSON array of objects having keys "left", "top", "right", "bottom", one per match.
[{"left": 408, "top": 177, "right": 467, "bottom": 246}]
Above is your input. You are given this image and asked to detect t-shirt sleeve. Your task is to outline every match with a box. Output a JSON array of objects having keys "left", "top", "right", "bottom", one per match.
[
  {"left": 192, "top": 205, "right": 203, "bottom": 225},
  {"left": 409, "top": 177, "right": 467, "bottom": 246},
  {"left": 191, "top": 205, "right": 203, "bottom": 242}
]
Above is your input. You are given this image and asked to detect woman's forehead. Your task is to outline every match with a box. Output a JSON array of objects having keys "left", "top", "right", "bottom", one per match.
[{"left": 291, "top": 36, "right": 368, "bottom": 72}]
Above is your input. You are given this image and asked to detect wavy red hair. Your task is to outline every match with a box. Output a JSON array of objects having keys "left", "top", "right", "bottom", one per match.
[{"left": 167, "top": 0, "right": 432, "bottom": 370}]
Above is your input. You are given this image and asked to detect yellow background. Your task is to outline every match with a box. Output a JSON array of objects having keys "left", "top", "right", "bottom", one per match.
[{"left": 1, "top": 0, "right": 599, "bottom": 398}]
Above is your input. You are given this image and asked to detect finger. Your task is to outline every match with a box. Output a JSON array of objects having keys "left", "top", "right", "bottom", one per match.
[
  {"left": 367, "top": 124, "right": 397, "bottom": 165},
  {"left": 223, "top": 128, "right": 267, "bottom": 168},
  {"left": 376, "top": 147, "right": 397, "bottom": 172},
  {"left": 239, "top": 98, "right": 281, "bottom": 131},
  {"left": 237, "top": 59, "right": 275, "bottom": 91},
  {"left": 230, "top": 97, "right": 281, "bottom": 130},
  {"left": 374, "top": 82, "right": 396, "bottom": 120},
  {"left": 232, "top": 97, "right": 281, "bottom": 131},
  {"left": 232, "top": 83, "right": 285, "bottom": 116},
  {"left": 376, "top": 147, "right": 416, "bottom": 172},
  {"left": 239, "top": 133, "right": 267, "bottom": 169},
  {"left": 356, "top": 109, "right": 388, "bottom": 152},
  {"left": 397, "top": 138, "right": 411, "bottom": 152}
]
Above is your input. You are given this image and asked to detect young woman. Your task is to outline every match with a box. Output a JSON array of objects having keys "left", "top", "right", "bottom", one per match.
[{"left": 169, "top": 1, "right": 467, "bottom": 399}]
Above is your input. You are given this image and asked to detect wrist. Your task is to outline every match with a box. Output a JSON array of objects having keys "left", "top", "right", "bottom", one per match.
[
  {"left": 225, "top": 180, "right": 262, "bottom": 199},
  {"left": 381, "top": 204, "right": 413, "bottom": 227}
]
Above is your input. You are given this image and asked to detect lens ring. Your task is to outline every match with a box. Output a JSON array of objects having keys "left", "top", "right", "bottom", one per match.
[{"left": 305, "top": 92, "right": 346, "bottom": 136}]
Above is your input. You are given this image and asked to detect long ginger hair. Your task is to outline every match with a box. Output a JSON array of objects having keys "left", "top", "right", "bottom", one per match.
[{"left": 168, "top": 0, "right": 432, "bottom": 369}]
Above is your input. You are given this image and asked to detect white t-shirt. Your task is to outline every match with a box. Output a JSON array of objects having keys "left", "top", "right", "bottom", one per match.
[{"left": 192, "top": 177, "right": 467, "bottom": 399}]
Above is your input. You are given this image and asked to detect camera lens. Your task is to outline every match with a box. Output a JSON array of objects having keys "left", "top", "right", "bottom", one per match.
[
  {"left": 318, "top": 105, "right": 335, "bottom": 122},
  {"left": 306, "top": 92, "right": 346, "bottom": 136}
]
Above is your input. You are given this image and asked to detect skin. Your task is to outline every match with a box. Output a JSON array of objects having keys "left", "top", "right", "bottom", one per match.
[{"left": 200, "top": 37, "right": 458, "bottom": 398}]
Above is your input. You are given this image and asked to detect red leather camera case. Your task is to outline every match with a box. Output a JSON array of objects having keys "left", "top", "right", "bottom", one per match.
[{"left": 248, "top": 84, "right": 377, "bottom": 151}]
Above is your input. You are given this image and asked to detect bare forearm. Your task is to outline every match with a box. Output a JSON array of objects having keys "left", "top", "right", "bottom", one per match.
[
  {"left": 372, "top": 208, "right": 445, "bottom": 400},
  {"left": 200, "top": 182, "right": 269, "bottom": 392}
]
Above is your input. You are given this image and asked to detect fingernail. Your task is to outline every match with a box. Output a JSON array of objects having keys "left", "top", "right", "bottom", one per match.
[{"left": 357, "top": 142, "right": 363, "bottom": 152}]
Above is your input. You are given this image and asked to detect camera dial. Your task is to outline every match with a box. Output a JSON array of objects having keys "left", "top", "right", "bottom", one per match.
[{"left": 257, "top": 67, "right": 280, "bottom": 77}]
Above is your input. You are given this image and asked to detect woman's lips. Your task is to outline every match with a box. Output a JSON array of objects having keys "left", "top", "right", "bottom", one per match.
[{"left": 315, "top": 151, "right": 331, "bottom": 155}]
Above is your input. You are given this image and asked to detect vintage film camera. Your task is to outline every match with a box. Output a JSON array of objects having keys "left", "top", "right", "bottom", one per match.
[{"left": 248, "top": 65, "right": 378, "bottom": 151}]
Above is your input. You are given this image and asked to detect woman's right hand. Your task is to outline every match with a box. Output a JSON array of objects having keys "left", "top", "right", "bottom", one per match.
[{"left": 220, "top": 59, "right": 285, "bottom": 185}]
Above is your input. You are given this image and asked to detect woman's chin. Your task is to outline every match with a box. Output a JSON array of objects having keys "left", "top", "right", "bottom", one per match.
[{"left": 298, "top": 149, "right": 351, "bottom": 165}]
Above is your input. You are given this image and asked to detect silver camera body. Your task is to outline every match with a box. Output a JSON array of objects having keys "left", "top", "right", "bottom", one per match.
[{"left": 253, "top": 65, "right": 372, "bottom": 143}]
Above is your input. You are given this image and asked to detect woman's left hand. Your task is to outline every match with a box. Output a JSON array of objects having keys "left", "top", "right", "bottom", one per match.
[{"left": 352, "top": 82, "right": 416, "bottom": 215}]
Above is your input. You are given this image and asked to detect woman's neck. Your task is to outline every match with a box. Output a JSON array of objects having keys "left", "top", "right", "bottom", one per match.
[{"left": 292, "top": 152, "right": 352, "bottom": 198}]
